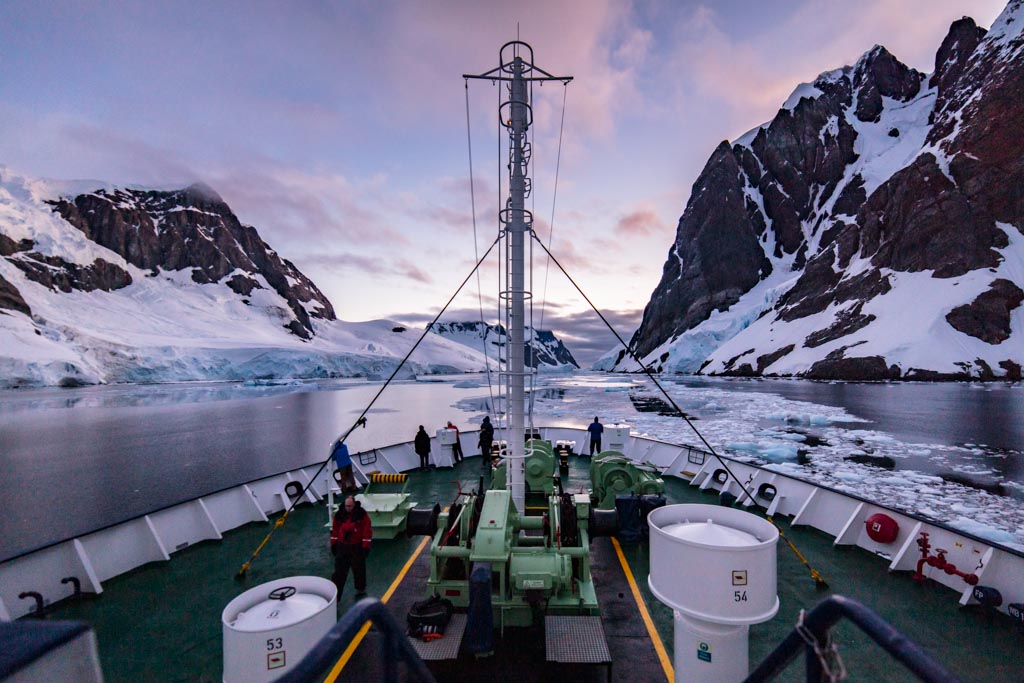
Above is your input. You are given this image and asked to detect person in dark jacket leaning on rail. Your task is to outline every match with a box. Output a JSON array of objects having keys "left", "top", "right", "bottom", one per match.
[
  {"left": 478, "top": 416, "right": 494, "bottom": 474},
  {"left": 414, "top": 425, "right": 431, "bottom": 471},
  {"left": 587, "top": 416, "right": 604, "bottom": 456},
  {"left": 330, "top": 496, "right": 372, "bottom": 598}
]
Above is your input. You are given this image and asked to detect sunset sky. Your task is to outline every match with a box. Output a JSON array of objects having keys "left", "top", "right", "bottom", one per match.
[{"left": 0, "top": 0, "right": 1009, "bottom": 362}]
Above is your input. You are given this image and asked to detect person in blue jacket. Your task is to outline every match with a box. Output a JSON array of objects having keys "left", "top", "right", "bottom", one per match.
[
  {"left": 331, "top": 439, "right": 357, "bottom": 493},
  {"left": 587, "top": 416, "right": 604, "bottom": 456}
]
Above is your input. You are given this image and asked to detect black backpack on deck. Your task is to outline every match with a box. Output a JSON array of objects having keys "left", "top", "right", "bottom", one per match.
[{"left": 407, "top": 593, "right": 454, "bottom": 636}]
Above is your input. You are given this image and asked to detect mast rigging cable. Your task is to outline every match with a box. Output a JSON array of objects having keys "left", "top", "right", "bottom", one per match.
[
  {"left": 530, "top": 230, "right": 829, "bottom": 589},
  {"left": 464, "top": 79, "right": 497, "bottom": 423},
  {"left": 235, "top": 236, "right": 501, "bottom": 579}
]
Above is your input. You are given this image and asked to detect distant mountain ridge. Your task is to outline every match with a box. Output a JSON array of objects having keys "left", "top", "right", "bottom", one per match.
[
  {"left": 608, "top": 1, "right": 1024, "bottom": 380},
  {"left": 0, "top": 169, "right": 499, "bottom": 387},
  {"left": 429, "top": 321, "right": 579, "bottom": 369}
]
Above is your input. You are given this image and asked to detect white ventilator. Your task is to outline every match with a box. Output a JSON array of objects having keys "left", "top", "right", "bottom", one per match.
[
  {"left": 222, "top": 576, "right": 337, "bottom": 683},
  {"left": 605, "top": 423, "right": 630, "bottom": 453},
  {"left": 648, "top": 504, "right": 779, "bottom": 683},
  {"left": 436, "top": 427, "right": 458, "bottom": 468}
]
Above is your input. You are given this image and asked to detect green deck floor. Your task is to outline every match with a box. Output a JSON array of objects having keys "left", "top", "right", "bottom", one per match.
[{"left": 46, "top": 456, "right": 1023, "bottom": 682}]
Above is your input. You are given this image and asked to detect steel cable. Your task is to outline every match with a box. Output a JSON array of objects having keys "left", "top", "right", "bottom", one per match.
[
  {"left": 235, "top": 236, "right": 501, "bottom": 579},
  {"left": 530, "top": 230, "right": 828, "bottom": 588}
]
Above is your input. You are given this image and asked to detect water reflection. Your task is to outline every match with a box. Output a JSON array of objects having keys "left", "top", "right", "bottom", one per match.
[
  {"left": 3, "top": 373, "right": 1022, "bottom": 559},
  {"left": 0, "top": 379, "right": 489, "bottom": 560}
]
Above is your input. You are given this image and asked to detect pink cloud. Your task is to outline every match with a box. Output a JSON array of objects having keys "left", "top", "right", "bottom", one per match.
[
  {"left": 615, "top": 208, "right": 665, "bottom": 237},
  {"left": 303, "top": 252, "right": 432, "bottom": 285},
  {"left": 210, "top": 164, "right": 410, "bottom": 249}
]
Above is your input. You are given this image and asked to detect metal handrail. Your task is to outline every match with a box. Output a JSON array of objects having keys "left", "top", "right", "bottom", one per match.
[
  {"left": 275, "top": 597, "right": 435, "bottom": 683},
  {"left": 745, "top": 595, "right": 960, "bottom": 682}
]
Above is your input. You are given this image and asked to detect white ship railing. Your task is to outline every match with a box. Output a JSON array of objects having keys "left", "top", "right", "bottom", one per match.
[{"left": 2, "top": 427, "right": 1022, "bottom": 622}]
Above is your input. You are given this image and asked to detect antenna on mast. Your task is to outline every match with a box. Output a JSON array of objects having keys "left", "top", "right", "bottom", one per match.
[{"left": 464, "top": 42, "right": 572, "bottom": 513}]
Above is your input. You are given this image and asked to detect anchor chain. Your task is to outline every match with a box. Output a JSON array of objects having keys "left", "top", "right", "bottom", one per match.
[{"left": 795, "top": 608, "right": 848, "bottom": 682}]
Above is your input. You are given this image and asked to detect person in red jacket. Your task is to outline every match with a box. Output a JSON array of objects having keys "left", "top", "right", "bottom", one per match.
[
  {"left": 330, "top": 496, "right": 373, "bottom": 598},
  {"left": 447, "top": 421, "right": 464, "bottom": 463}
]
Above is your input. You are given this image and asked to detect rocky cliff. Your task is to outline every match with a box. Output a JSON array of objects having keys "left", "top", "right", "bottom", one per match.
[
  {"left": 46, "top": 184, "right": 334, "bottom": 339},
  {"left": 0, "top": 170, "right": 488, "bottom": 387},
  {"left": 612, "top": 1, "right": 1024, "bottom": 380},
  {"left": 429, "top": 321, "right": 580, "bottom": 369}
]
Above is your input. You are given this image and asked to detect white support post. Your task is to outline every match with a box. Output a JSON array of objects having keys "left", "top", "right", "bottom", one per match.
[
  {"left": 687, "top": 452, "right": 713, "bottom": 484},
  {"left": 791, "top": 488, "right": 819, "bottom": 527},
  {"left": 143, "top": 515, "right": 171, "bottom": 561},
  {"left": 294, "top": 470, "right": 320, "bottom": 504},
  {"left": 197, "top": 498, "right": 223, "bottom": 539},
  {"left": 243, "top": 485, "right": 269, "bottom": 522},
  {"left": 664, "top": 448, "right": 688, "bottom": 478},
  {"left": 888, "top": 521, "right": 924, "bottom": 571},
  {"left": 959, "top": 547, "right": 995, "bottom": 605},
  {"left": 765, "top": 492, "right": 786, "bottom": 518},
  {"left": 73, "top": 539, "right": 103, "bottom": 594},
  {"left": 737, "top": 471, "right": 760, "bottom": 506},
  {"left": 834, "top": 503, "right": 866, "bottom": 546}
]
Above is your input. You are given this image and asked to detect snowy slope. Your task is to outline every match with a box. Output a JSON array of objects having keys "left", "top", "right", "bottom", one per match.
[
  {"left": 429, "top": 321, "right": 579, "bottom": 370},
  {"left": 0, "top": 168, "right": 489, "bottom": 387},
  {"left": 616, "top": 5, "right": 1024, "bottom": 380}
]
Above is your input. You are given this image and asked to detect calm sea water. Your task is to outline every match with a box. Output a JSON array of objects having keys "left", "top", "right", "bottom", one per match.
[{"left": 1, "top": 374, "right": 1021, "bottom": 560}]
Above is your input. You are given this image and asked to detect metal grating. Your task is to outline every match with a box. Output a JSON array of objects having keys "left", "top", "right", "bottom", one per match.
[
  {"left": 545, "top": 616, "right": 612, "bottom": 663},
  {"left": 408, "top": 613, "right": 466, "bottom": 660}
]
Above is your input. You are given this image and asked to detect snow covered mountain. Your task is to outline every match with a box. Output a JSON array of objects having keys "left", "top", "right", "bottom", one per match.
[
  {"left": 429, "top": 321, "right": 579, "bottom": 370},
  {"left": 0, "top": 168, "right": 490, "bottom": 387},
  {"left": 607, "top": 2, "right": 1024, "bottom": 380}
]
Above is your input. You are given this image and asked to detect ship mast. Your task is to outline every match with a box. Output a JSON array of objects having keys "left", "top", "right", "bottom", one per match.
[{"left": 466, "top": 42, "right": 571, "bottom": 513}]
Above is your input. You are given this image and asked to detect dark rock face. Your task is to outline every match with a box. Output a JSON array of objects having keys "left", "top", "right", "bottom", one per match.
[
  {"left": 0, "top": 273, "right": 30, "bottom": 315},
  {"left": 756, "top": 344, "right": 795, "bottom": 373},
  {"left": 804, "top": 306, "right": 875, "bottom": 348},
  {"left": 852, "top": 46, "right": 923, "bottom": 122},
  {"left": 805, "top": 355, "right": 899, "bottom": 381},
  {"left": 48, "top": 184, "right": 335, "bottom": 338},
  {"left": 628, "top": 46, "right": 920, "bottom": 362},
  {"left": 858, "top": 156, "right": 1006, "bottom": 277},
  {"left": 0, "top": 235, "right": 34, "bottom": 256},
  {"left": 630, "top": 142, "right": 769, "bottom": 358},
  {"left": 226, "top": 274, "right": 261, "bottom": 296},
  {"left": 623, "top": 6, "right": 1024, "bottom": 380},
  {"left": 1, "top": 233, "right": 132, "bottom": 315},
  {"left": 722, "top": 349, "right": 755, "bottom": 372},
  {"left": 529, "top": 329, "right": 580, "bottom": 368},
  {"left": 9, "top": 253, "right": 132, "bottom": 293},
  {"left": 1000, "top": 360, "right": 1022, "bottom": 381},
  {"left": 946, "top": 279, "right": 1024, "bottom": 343},
  {"left": 929, "top": 18, "right": 988, "bottom": 104}
]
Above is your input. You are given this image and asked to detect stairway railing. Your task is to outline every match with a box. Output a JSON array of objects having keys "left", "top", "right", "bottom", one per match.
[
  {"left": 745, "top": 595, "right": 960, "bottom": 682},
  {"left": 275, "top": 597, "right": 435, "bottom": 683}
]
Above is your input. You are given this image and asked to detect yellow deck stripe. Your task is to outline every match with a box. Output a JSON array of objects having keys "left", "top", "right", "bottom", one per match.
[
  {"left": 324, "top": 534, "right": 431, "bottom": 682},
  {"left": 611, "top": 536, "right": 674, "bottom": 682}
]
